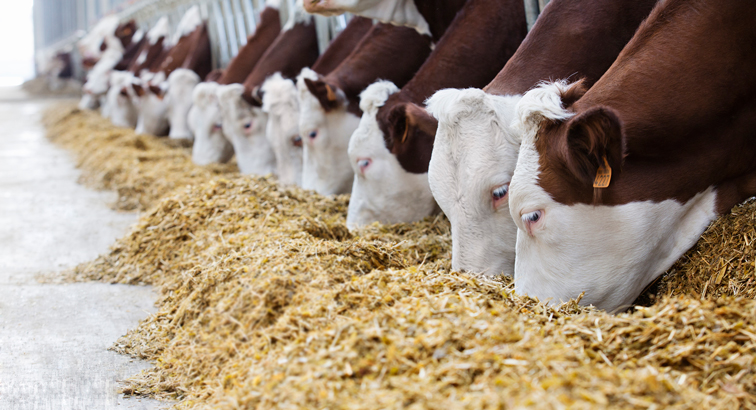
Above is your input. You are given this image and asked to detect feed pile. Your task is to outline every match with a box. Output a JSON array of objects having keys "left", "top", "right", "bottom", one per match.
[
  {"left": 46, "top": 106, "right": 756, "bottom": 409},
  {"left": 44, "top": 103, "right": 237, "bottom": 210}
]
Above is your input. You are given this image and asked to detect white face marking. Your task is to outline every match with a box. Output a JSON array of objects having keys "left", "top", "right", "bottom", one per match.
[
  {"left": 166, "top": 69, "right": 200, "bottom": 140},
  {"left": 346, "top": 104, "right": 438, "bottom": 229},
  {"left": 425, "top": 88, "right": 522, "bottom": 276},
  {"left": 308, "top": 0, "right": 430, "bottom": 36},
  {"left": 262, "top": 75, "right": 303, "bottom": 187},
  {"left": 190, "top": 82, "right": 234, "bottom": 165},
  {"left": 507, "top": 82, "right": 720, "bottom": 312},
  {"left": 134, "top": 83, "right": 169, "bottom": 136},
  {"left": 216, "top": 83, "right": 276, "bottom": 175},
  {"left": 105, "top": 71, "right": 138, "bottom": 128},
  {"left": 297, "top": 70, "right": 358, "bottom": 195}
]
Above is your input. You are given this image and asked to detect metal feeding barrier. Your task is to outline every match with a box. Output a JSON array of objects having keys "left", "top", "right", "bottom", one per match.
[{"left": 33, "top": 0, "right": 550, "bottom": 78}]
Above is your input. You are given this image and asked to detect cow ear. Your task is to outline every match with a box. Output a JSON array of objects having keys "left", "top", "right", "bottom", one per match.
[
  {"left": 132, "top": 83, "right": 145, "bottom": 97},
  {"left": 119, "top": 87, "right": 129, "bottom": 97},
  {"left": 148, "top": 84, "right": 165, "bottom": 99},
  {"left": 303, "top": 78, "right": 341, "bottom": 112},
  {"left": 389, "top": 103, "right": 438, "bottom": 174},
  {"left": 562, "top": 106, "right": 625, "bottom": 186}
]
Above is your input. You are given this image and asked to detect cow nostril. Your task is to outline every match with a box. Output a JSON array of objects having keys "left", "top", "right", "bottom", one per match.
[{"left": 292, "top": 135, "right": 302, "bottom": 147}]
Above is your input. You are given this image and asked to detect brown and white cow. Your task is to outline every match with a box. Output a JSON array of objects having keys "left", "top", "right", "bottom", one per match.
[
  {"left": 216, "top": 3, "right": 319, "bottom": 175},
  {"left": 79, "top": 19, "right": 139, "bottom": 110},
  {"left": 262, "top": 16, "right": 373, "bottom": 187},
  {"left": 297, "top": 22, "right": 431, "bottom": 195},
  {"left": 106, "top": 17, "right": 172, "bottom": 128},
  {"left": 191, "top": 0, "right": 283, "bottom": 165},
  {"left": 304, "top": 0, "right": 467, "bottom": 41},
  {"left": 131, "top": 6, "right": 212, "bottom": 136},
  {"left": 346, "top": 0, "right": 526, "bottom": 229},
  {"left": 424, "top": 0, "right": 657, "bottom": 278},
  {"left": 508, "top": 0, "right": 756, "bottom": 311}
]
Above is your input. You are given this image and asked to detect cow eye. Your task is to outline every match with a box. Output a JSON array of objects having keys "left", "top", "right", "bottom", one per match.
[
  {"left": 522, "top": 210, "right": 543, "bottom": 224},
  {"left": 308, "top": 130, "right": 318, "bottom": 139},
  {"left": 492, "top": 184, "right": 509, "bottom": 209},
  {"left": 292, "top": 135, "right": 302, "bottom": 147},
  {"left": 357, "top": 158, "right": 371, "bottom": 173},
  {"left": 213, "top": 123, "right": 222, "bottom": 130},
  {"left": 243, "top": 122, "right": 252, "bottom": 130}
]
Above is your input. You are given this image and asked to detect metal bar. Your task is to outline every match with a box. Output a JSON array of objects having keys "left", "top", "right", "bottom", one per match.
[{"left": 242, "top": 0, "right": 257, "bottom": 36}]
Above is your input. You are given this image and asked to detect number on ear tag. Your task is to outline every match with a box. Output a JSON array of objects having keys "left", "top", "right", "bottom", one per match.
[{"left": 593, "top": 156, "right": 612, "bottom": 189}]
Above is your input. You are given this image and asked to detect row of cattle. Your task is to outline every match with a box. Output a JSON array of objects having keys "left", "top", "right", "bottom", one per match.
[{"left": 77, "top": 0, "right": 756, "bottom": 312}]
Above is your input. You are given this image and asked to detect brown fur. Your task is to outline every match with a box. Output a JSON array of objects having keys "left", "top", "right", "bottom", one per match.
[
  {"left": 533, "top": 0, "right": 756, "bottom": 215},
  {"left": 127, "top": 35, "right": 168, "bottom": 74},
  {"left": 217, "top": 7, "right": 282, "bottom": 85},
  {"left": 305, "top": 23, "right": 432, "bottom": 117},
  {"left": 377, "top": 0, "right": 527, "bottom": 173},
  {"left": 485, "top": 0, "right": 657, "bottom": 96},
  {"left": 310, "top": 16, "right": 373, "bottom": 76},
  {"left": 156, "top": 23, "right": 212, "bottom": 80},
  {"left": 242, "top": 21, "right": 320, "bottom": 103}
]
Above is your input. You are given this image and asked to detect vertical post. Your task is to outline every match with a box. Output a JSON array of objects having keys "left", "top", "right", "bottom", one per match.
[{"left": 523, "top": 0, "right": 539, "bottom": 31}]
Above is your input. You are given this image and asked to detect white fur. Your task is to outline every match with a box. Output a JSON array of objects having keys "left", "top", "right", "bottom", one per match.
[
  {"left": 166, "top": 69, "right": 200, "bottom": 139},
  {"left": 172, "top": 6, "right": 203, "bottom": 45},
  {"left": 148, "top": 17, "right": 170, "bottom": 45},
  {"left": 105, "top": 71, "right": 138, "bottom": 128},
  {"left": 297, "top": 68, "right": 359, "bottom": 195},
  {"left": 79, "top": 35, "right": 126, "bottom": 110},
  {"left": 307, "top": 0, "right": 429, "bottom": 37},
  {"left": 512, "top": 80, "right": 576, "bottom": 142},
  {"left": 266, "top": 0, "right": 283, "bottom": 8},
  {"left": 508, "top": 81, "right": 719, "bottom": 312},
  {"left": 216, "top": 84, "right": 276, "bottom": 175},
  {"left": 346, "top": 80, "right": 439, "bottom": 228},
  {"left": 131, "top": 29, "right": 144, "bottom": 44},
  {"left": 283, "top": 0, "right": 314, "bottom": 31},
  {"left": 132, "top": 74, "right": 170, "bottom": 136},
  {"left": 262, "top": 74, "right": 303, "bottom": 186},
  {"left": 190, "top": 82, "right": 234, "bottom": 165},
  {"left": 425, "top": 88, "right": 522, "bottom": 276},
  {"left": 78, "top": 15, "right": 120, "bottom": 61}
]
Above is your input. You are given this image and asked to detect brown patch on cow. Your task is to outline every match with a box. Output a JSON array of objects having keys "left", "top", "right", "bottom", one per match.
[
  {"left": 218, "top": 7, "right": 282, "bottom": 85},
  {"left": 405, "top": 0, "right": 469, "bottom": 41},
  {"left": 310, "top": 16, "right": 373, "bottom": 76},
  {"left": 156, "top": 23, "right": 212, "bottom": 80},
  {"left": 531, "top": 0, "right": 756, "bottom": 213},
  {"left": 148, "top": 84, "right": 165, "bottom": 99},
  {"left": 376, "top": 0, "right": 527, "bottom": 173},
  {"left": 384, "top": 103, "right": 438, "bottom": 174},
  {"left": 132, "top": 83, "right": 145, "bottom": 97},
  {"left": 304, "top": 77, "right": 342, "bottom": 112},
  {"left": 484, "top": 0, "right": 658, "bottom": 97},
  {"left": 242, "top": 20, "right": 320, "bottom": 101}
]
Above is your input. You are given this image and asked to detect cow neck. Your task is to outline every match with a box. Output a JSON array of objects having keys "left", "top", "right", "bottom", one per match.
[
  {"left": 180, "top": 23, "right": 212, "bottom": 80},
  {"left": 242, "top": 21, "right": 320, "bottom": 100},
  {"left": 377, "top": 0, "right": 527, "bottom": 166},
  {"left": 218, "top": 7, "right": 282, "bottom": 85},
  {"left": 115, "top": 36, "right": 146, "bottom": 71},
  {"left": 326, "top": 23, "right": 432, "bottom": 117},
  {"left": 310, "top": 17, "right": 373, "bottom": 77},
  {"left": 157, "top": 25, "right": 205, "bottom": 77},
  {"left": 414, "top": 0, "right": 469, "bottom": 41},
  {"left": 536, "top": 0, "right": 756, "bottom": 212},
  {"left": 484, "top": 0, "right": 657, "bottom": 97}
]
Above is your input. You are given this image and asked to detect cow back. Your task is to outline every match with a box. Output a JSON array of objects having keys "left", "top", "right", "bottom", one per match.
[{"left": 218, "top": 7, "right": 282, "bottom": 85}]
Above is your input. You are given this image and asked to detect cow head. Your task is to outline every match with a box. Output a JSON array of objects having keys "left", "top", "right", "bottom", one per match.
[
  {"left": 508, "top": 81, "right": 718, "bottom": 311},
  {"left": 346, "top": 80, "right": 438, "bottom": 229},
  {"left": 425, "top": 88, "right": 523, "bottom": 277},
  {"left": 297, "top": 68, "right": 358, "bottom": 195},
  {"left": 105, "top": 71, "right": 138, "bottom": 128},
  {"left": 216, "top": 83, "right": 276, "bottom": 175},
  {"left": 133, "top": 72, "right": 170, "bottom": 136},
  {"left": 166, "top": 69, "right": 201, "bottom": 140},
  {"left": 262, "top": 74, "right": 303, "bottom": 187},
  {"left": 189, "top": 82, "right": 234, "bottom": 165}
]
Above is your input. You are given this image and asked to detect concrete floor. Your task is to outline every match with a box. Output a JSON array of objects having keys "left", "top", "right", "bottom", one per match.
[{"left": 0, "top": 88, "right": 164, "bottom": 409}]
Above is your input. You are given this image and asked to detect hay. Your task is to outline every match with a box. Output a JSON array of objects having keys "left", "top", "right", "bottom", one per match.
[
  {"left": 45, "top": 105, "right": 756, "bottom": 409},
  {"left": 44, "top": 103, "right": 237, "bottom": 211}
]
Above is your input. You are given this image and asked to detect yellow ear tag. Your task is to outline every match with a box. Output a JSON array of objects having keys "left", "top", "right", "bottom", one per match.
[{"left": 593, "top": 156, "right": 612, "bottom": 189}]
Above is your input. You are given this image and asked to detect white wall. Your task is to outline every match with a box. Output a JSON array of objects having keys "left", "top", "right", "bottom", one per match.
[{"left": 0, "top": 0, "right": 35, "bottom": 85}]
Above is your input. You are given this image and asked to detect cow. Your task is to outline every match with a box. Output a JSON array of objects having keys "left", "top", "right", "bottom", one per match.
[
  {"left": 105, "top": 17, "right": 172, "bottom": 128},
  {"left": 79, "top": 19, "right": 139, "bottom": 110},
  {"left": 304, "top": 0, "right": 467, "bottom": 41},
  {"left": 190, "top": 0, "right": 283, "bottom": 165},
  {"left": 216, "top": 2, "right": 319, "bottom": 175},
  {"left": 78, "top": 15, "right": 121, "bottom": 69},
  {"left": 131, "top": 6, "right": 212, "bottom": 137},
  {"left": 508, "top": 0, "right": 756, "bottom": 312},
  {"left": 296, "top": 22, "right": 431, "bottom": 195},
  {"left": 345, "top": 0, "right": 526, "bottom": 229},
  {"left": 424, "top": 0, "right": 657, "bottom": 279},
  {"left": 262, "top": 16, "right": 373, "bottom": 187}
]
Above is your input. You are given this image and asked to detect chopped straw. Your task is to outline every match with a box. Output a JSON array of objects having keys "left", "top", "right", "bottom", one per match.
[{"left": 45, "top": 104, "right": 756, "bottom": 409}]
